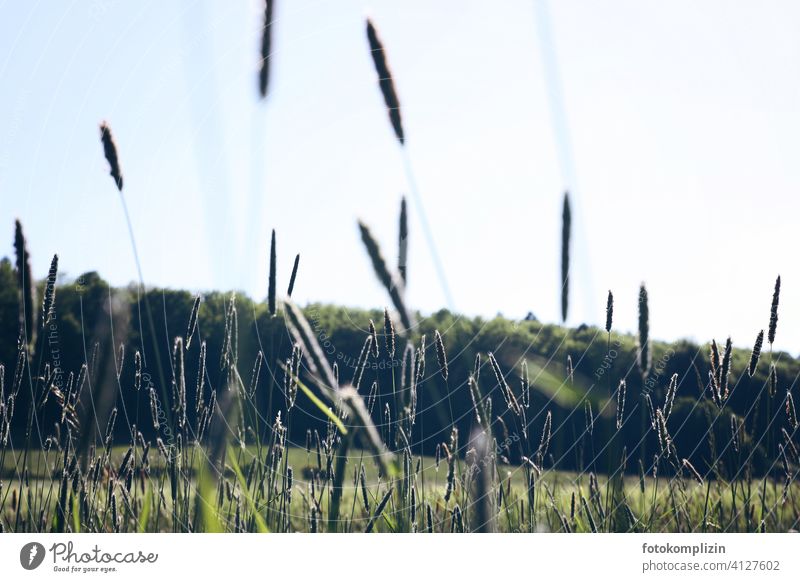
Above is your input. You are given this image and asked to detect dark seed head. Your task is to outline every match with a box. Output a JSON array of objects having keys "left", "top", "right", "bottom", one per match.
[
  {"left": 560, "top": 192, "right": 571, "bottom": 323},
  {"left": 42, "top": 254, "right": 58, "bottom": 327},
  {"left": 637, "top": 284, "right": 651, "bottom": 378},
  {"left": 398, "top": 197, "right": 408, "bottom": 285},
  {"left": 769, "top": 363, "right": 778, "bottom": 397},
  {"left": 368, "top": 320, "right": 379, "bottom": 358},
  {"left": 748, "top": 330, "right": 764, "bottom": 377},
  {"left": 287, "top": 253, "right": 300, "bottom": 298},
  {"left": 366, "top": 19, "right": 405, "bottom": 145},
  {"left": 99, "top": 122, "right": 123, "bottom": 190},
  {"left": 768, "top": 275, "right": 780, "bottom": 345},
  {"left": 268, "top": 229, "right": 277, "bottom": 317},
  {"left": 605, "top": 290, "right": 613, "bottom": 333},
  {"left": 434, "top": 330, "right": 448, "bottom": 381},
  {"left": 719, "top": 337, "right": 732, "bottom": 401},
  {"left": 383, "top": 308, "right": 395, "bottom": 359},
  {"left": 13, "top": 219, "right": 36, "bottom": 352},
  {"left": 615, "top": 379, "right": 627, "bottom": 430},
  {"left": 358, "top": 220, "right": 414, "bottom": 331},
  {"left": 258, "top": 1, "right": 274, "bottom": 98}
]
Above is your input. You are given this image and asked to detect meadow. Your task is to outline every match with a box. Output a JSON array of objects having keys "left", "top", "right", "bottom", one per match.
[
  {"left": 1, "top": 12, "right": 799, "bottom": 534},
  {"left": 1, "top": 212, "right": 798, "bottom": 533}
]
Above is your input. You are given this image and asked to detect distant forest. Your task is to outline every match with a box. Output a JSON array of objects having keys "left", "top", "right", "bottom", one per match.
[{"left": 1, "top": 259, "right": 797, "bottom": 475}]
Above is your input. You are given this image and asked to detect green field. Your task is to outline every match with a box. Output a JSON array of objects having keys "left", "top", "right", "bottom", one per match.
[{"left": 2, "top": 443, "right": 797, "bottom": 533}]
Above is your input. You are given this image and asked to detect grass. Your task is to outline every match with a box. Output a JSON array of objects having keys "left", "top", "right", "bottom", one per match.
[
  {"left": 3, "top": 444, "right": 796, "bottom": 533},
  {"left": 2, "top": 207, "right": 798, "bottom": 533},
  {"left": 1, "top": 11, "right": 798, "bottom": 535}
]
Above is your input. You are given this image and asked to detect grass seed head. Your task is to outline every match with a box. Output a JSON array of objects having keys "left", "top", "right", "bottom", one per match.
[
  {"left": 268, "top": 229, "right": 277, "bottom": 317},
  {"left": 434, "top": 330, "right": 448, "bottom": 381},
  {"left": 42, "top": 254, "right": 58, "bottom": 327},
  {"left": 13, "top": 219, "right": 36, "bottom": 352},
  {"left": 786, "top": 391, "right": 798, "bottom": 429},
  {"left": 383, "top": 308, "right": 395, "bottom": 359},
  {"left": 368, "top": 319, "right": 379, "bottom": 358},
  {"left": 398, "top": 196, "right": 408, "bottom": 284},
  {"left": 748, "top": 330, "right": 764, "bottom": 377},
  {"left": 615, "top": 379, "right": 627, "bottom": 430},
  {"left": 258, "top": 0, "right": 274, "bottom": 98},
  {"left": 769, "top": 275, "right": 781, "bottom": 345},
  {"left": 366, "top": 19, "right": 405, "bottom": 145},
  {"left": 358, "top": 220, "right": 414, "bottom": 330},
  {"left": 769, "top": 363, "right": 778, "bottom": 398},
  {"left": 637, "top": 284, "right": 651, "bottom": 378},
  {"left": 719, "top": 337, "right": 732, "bottom": 401},
  {"left": 99, "top": 122, "right": 123, "bottom": 190},
  {"left": 287, "top": 253, "right": 300, "bottom": 297},
  {"left": 185, "top": 295, "right": 201, "bottom": 350},
  {"left": 560, "top": 192, "right": 571, "bottom": 322}
]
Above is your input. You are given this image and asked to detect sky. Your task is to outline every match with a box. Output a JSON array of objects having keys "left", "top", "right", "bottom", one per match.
[{"left": 1, "top": 0, "right": 799, "bottom": 353}]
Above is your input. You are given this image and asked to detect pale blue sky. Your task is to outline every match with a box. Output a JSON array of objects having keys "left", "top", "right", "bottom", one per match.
[{"left": 1, "top": 0, "right": 799, "bottom": 352}]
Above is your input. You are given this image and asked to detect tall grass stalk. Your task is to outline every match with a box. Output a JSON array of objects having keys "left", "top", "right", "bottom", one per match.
[{"left": 560, "top": 192, "right": 571, "bottom": 323}]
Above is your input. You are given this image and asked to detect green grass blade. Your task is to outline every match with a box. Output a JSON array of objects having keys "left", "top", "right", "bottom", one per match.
[{"left": 227, "top": 445, "right": 270, "bottom": 533}]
